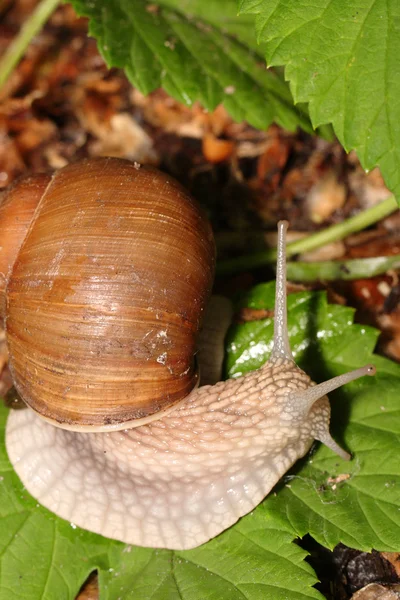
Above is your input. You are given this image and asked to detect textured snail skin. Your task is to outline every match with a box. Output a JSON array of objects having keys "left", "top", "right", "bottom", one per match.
[
  {"left": 5, "top": 220, "right": 375, "bottom": 550},
  {"left": 6, "top": 360, "right": 320, "bottom": 549}
]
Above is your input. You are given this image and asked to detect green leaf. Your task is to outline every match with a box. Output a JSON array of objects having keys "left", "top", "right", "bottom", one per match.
[
  {"left": 239, "top": 0, "right": 400, "bottom": 204},
  {"left": 264, "top": 380, "right": 400, "bottom": 551},
  {"left": 227, "top": 284, "right": 400, "bottom": 551},
  {"left": 69, "top": 0, "right": 314, "bottom": 133},
  {"left": 2, "top": 287, "right": 400, "bottom": 598},
  {"left": 101, "top": 513, "right": 323, "bottom": 600},
  {"left": 157, "top": 0, "right": 268, "bottom": 54}
]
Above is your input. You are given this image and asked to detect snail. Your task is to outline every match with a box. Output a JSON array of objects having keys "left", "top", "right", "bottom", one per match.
[{"left": 1, "top": 157, "right": 375, "bottom": 551}]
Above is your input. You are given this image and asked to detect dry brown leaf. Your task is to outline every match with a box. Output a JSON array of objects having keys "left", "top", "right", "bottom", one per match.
[
  {"left": 202, "top": 133, "right": 235, "bottom": 163},
  {"left": 305, "top": 172, "right": 346, "bottom": 223},
  {"left": 351, "top": 583, "right": 400, "bottom": 600}
]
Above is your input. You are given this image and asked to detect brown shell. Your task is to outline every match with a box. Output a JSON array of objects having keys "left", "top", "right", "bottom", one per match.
[
  {"left": 3, "top": 158, "right": 215, "bottom": 430},
  {"left": 0, "top": 173, "right": 52, "bottom": 321}
]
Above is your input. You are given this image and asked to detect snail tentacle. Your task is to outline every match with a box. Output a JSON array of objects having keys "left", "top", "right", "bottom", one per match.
[
  {"left": 270, "top": 220, "right": 293, "bottom": 362},
  {"left": 285, "top": 364, "right": 376, "bottom": 420}
]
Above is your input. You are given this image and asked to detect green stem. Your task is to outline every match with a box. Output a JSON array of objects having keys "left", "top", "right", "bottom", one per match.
[
  {"left": 0, "top": 0, "right": 61, "bottom": 89},
  {"left": 287, "top": 254, "right": 400, "bottom": 282},
  {"left": 216, "top": 195, "right": 398, "bottom": 275}
]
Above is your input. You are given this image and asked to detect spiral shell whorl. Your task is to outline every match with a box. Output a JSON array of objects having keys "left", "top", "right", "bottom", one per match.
[
  {"left": 0, "top": 173, "right": 51, "bottom": 321},
  {"left": 4, "top": 158, "right": 215, "bottom": 429}
]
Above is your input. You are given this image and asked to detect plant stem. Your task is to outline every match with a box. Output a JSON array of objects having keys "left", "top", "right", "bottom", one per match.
[
  {"left": 216, "top": 195, "right": 398, "bottom": 275},
  {"left": 0, "top": 0, "right": 61, "bottom": 89},
  {"left": 287, "top": 254, "right": 400, "bottom": 282}
]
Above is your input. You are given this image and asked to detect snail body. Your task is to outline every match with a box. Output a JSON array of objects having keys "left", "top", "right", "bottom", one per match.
[{"left": 2, "top": 158, "right": 375, "bottom": 550}]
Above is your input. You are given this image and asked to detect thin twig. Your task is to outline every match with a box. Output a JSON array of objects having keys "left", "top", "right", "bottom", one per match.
[
  {"left": 287, "top": 254, "right": 400, "bottom": 282},
  {"left": 0, "top": 0, "right": 61, "bottom": 89},
  {"left": 216, "top": 195, "right": 398, "bottom": 275}
]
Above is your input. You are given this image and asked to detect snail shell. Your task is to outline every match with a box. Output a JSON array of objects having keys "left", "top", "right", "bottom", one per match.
[{"left": 0, "top": 158, "right": 215, "bottom": 430}]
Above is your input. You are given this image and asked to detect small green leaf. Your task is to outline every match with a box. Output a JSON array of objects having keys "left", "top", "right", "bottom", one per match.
[
  {"left": 239, "top": 0, "right": 400, "bottom": 204},
  {"left": 228, "top": 284, "right": 400, "bottom": 551},
  {"left": 157, "top": 0, "right": 268, "bottom": 53},
  {"left": 69, "top": 0, "right": 314, "bottom": 133},
  {"left": 266, "top": 378, "right": 400, "bottom": 552}
]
